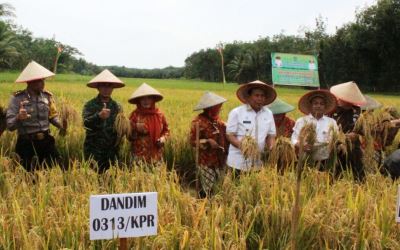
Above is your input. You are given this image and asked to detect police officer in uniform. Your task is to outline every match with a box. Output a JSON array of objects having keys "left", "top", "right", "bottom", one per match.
[{"left": 6, "top": 61, "right": 66, "bottom": 171}]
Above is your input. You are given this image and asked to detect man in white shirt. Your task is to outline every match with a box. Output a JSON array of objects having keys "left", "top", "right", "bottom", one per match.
[
  {"left": 226, "top": 80, "right": 277, "bottom": 173},
  {"left": 291, "top": 89, "right": 338, "bottom": 162}
]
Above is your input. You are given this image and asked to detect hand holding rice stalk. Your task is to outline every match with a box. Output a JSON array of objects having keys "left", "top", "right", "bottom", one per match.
[
  {"left": 240, "top": 135, "right": 259, "bottom": 162},
  {"left": 114, "top": 111, "right": 131, "bottom": 145},
  {"left": 298, "top": 122, "right": 317, "bottom": 155}
]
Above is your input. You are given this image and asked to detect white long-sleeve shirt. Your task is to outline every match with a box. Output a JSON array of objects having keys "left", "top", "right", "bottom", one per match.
[
  {"left": 226, "top": 104, "right": 276, "bottom": 170},
  {"left": 291, "top": 114, "right": 338, "bottom": 161}
]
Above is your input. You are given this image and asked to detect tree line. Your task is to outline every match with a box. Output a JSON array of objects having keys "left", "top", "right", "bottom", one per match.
[
  {"left": 184, "top": 0, "right": 400, "bottom": 91},
  {"left": 1, "top": 0, "right": 400, "bottom": 90},
  {"left": 0, "top": 3, "right": 183, "bottom": 79}
]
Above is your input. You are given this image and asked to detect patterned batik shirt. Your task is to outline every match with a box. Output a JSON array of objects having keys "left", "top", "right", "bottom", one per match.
[
  {"left": 189, "top": 113, "right": 228, "bottom": 169},
  {"left": 275, "top": 116, "right": 295, "bottom": 138},
  {"left": 129, "top": 110, "right": 169, "bottom": 162}
]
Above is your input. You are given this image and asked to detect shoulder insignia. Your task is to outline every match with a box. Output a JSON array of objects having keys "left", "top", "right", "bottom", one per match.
[{"left": 13, "top": 90, "right": 25, "bottom": 96}]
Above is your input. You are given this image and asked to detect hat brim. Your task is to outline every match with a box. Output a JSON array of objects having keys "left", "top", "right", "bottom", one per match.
[
  {"left": 16, "top": 75, "right": 53, "bottom": 83},
  {"left": 128, "top": 94, "right": 163, "bottom": 104},
  {"left": 360, "top": 95, "right": 382, "bottom": 110},
  {"left": 298, "top": 89, "right": 337, "bottom": 115},
  {"left": 193, "top": 101, "right": 226, "bottom": 111},
  {"left": 236, "top": 83, "right": 277, "bottom": 106},
  {"left": 87, "top": 82, "right": 125, "bottom": 88},
  {"left": 268, "top": 98, "right": 295, "bottom": 115}
]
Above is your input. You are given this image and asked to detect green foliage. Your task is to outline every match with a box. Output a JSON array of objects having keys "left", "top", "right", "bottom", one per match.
[{"left": 185, "top": 1, "right": 400, "bottom": 91}]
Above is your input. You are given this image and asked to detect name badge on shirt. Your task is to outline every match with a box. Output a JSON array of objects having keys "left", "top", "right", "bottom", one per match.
[{"left": 243, "top": 120, "right": 251, "bottom": 124}]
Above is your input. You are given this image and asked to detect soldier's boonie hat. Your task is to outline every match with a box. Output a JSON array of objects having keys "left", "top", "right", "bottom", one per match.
[
  {"left": 298, "top": 89, "right": 337, "bottom": 115},
  {"left": 267, "top": 98, "right": 295, "bottom": 115},
  {"left": 193, "top": 92, "right": 227, "bottom": 111},
  {"left": 330, "top": 81, "right": 366, "bottom": 106},
  {"left": 128, "top": 83, "right": 163, "bottom": 104},
  {"left": 360, "top": 95, "right": 382, "bottom": 111},
  {"left": 15, "top": 61, "right": 55, "bottom": 83},
  {"left": 87, "top": 69, "right": 125, "bottom": 88},
  {"left": 236, "top": 80, "right": 277, "bottom": 106}
]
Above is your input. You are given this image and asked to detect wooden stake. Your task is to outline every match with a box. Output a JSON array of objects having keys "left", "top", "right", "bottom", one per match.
[
  {"left": 119, "top": 238, "right": 127, "bottom": 250},
  {"left": 195, "top": 122, "right": 200, "bottom": 194}
]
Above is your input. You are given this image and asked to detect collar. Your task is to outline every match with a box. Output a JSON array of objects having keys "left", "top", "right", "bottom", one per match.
[
  {"left": 246, "top": 104, "right": 266, "bottom": 113},
  {"left": 307, "top": 113, "right": 326, "bottom": 121},
  {"left": 96, "top": 94, "right": 113, "bottom": 104}
]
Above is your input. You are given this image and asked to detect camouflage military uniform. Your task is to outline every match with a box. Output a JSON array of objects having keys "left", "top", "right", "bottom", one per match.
[
  {"left": 6, "top": 89, "right": 61, "bottom": 171},
  {"left": 83, "top": 95, "right": 121, "bottom": 172}
]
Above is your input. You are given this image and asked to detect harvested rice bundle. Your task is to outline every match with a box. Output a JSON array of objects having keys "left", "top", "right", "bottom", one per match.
[
  {"left": 298, "top": 122, "right": 317, "bottom": 154},
  {"left": 240, "top": 135, "right": 259, "bottom": 162},
  {"left": 328, "top": 126, "right": 348, "bottom": 155},
  {"left": 268, "top": 137, "right": 296, "bottom": 172},
  {"left": 114, "top": 111, "right": 131, "bottom": 145},
  {"left": 58, "top": 99, "right": 79, "bottom": 125}
]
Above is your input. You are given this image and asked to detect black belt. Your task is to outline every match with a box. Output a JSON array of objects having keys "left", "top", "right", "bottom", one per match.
[{"left": 19, "top": 130, "right": 50, "bottom": 141}]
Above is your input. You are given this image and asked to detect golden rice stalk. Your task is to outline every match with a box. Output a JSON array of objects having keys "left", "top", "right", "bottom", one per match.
[
  {"left": 240, "top": 135, "right": 259, "bottom": 161},
  {"left": 328, "top": 126, "right": 348, "bottom": 156},
  {"left": 58, "top": 99, "right": 79, "bottom": 125},
  {"left": 268, "top": 137, "right": 296, "bottom": 172},
  {"left": 384, "top": 106, "right": 400, "bottom": 119},
  {"left": 298, "top": 122, "right": 316, "bottom": 155},
  {"left": 114, "top": 111, "right": 131, "bottom": 142}
]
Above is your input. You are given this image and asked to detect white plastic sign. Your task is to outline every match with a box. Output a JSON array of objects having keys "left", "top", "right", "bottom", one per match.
[{"left": 90, "top": 192, "right": 157, "bottom": 240}]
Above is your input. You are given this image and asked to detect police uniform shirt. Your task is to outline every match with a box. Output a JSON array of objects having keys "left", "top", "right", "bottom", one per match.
[
  {"left": 226, "top": 104, "right": 276, "bottom": 170},
  {"left": 6, "top": 89, "right": 59, "bottom": 135}
]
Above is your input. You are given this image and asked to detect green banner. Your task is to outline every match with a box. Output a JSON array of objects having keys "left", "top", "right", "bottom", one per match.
[{"left": 271, "top": 52, "right": 319, "bottom": 87}]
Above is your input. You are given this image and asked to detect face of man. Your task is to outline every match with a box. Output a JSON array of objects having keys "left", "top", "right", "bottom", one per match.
[
  {"left": 310, "top": 96, "right": 326, "bottom": 118},
  {"left": 97, "top": 83, "right": 114, "bottom": 99},
  {"left": 247, "top": 88, "right": 266, "bottom": 111},
  {"left": 139, "top": 96, "right": 155, "bottom": 109},
  {"left": 27, "top": 79, "right": 45, "bottom": 94}
]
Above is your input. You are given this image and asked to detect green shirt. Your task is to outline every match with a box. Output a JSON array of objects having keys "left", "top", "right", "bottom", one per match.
[{"left": 82, "top": 95, "right": 121, "bottom": 163}]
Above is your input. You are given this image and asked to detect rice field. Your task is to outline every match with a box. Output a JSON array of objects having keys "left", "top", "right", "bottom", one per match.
[{"left": 1, "top": 72, "right": 400, "bottom": 249}]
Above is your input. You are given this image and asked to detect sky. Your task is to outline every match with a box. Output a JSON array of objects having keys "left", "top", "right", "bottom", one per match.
[{"left": 10, "top": 0, "right": 376, "bottom": 69}]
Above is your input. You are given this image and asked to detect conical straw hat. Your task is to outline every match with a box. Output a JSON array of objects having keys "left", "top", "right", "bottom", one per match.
[
  {"left": 128, "top": 83, "right": 163, "bottom": 104},
  {"left": 298, "top": 89, "right": 337, "bottom": 115},
  {"left": 360, "top": 95, "right": 382, "bottom": 110},
  {"left": 15, "top": 61, "right": 55, "bottom": 83},
  {"left": 236, "top": 80, "right": 277, "bottom": 106},
  {"left": 267, "top": 98, "right": 294, "bottom": 115},
  {"left": 87, "top": 69, "right": 125, "bottom": 88},
  {"left": 330, "top": 81, "right": 366, "bottom": 106},
  {"left": 193, "top": 92, "right": 227, "bottom": 111}
]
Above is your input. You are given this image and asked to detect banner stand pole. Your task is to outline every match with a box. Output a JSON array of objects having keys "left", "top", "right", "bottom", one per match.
[{"left": 119, "top": 238, "right": 127, "bottom": 250}]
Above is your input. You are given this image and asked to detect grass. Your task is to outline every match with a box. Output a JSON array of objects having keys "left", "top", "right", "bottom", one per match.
[{"left": 1, "top": 72, "right": 400, "bottom": 249}]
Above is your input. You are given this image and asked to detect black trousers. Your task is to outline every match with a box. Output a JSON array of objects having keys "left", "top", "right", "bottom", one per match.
[{"left": 15, "top": 134, "right": 60, "bottom": 171}]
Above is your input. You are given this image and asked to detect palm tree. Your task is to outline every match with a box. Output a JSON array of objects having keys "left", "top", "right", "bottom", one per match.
[
  {"left": 0, "top": 21, "right": 21, "bottom": 68},
  {"left": 0, "top": 3, "right": 15, "bottom": 19},
  {"left": 227, "top": 50, "right": 260, "bottom": 83}
]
